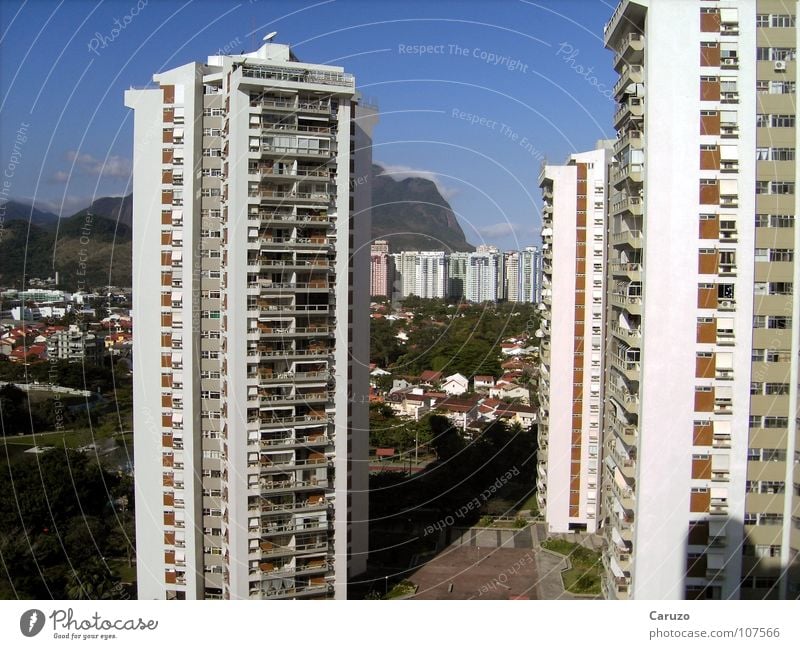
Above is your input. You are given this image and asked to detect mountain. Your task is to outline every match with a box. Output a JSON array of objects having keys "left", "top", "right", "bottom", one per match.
[
  {"left": 0, "top": 201, "right": 60, "bottom": 230},
  {"left": 71, "top": 194, "right": 132, "bottom": 228},
  {"left": 371, "top": 165, "right": 474, "bottom": 252},
  {"left": 0, "top": 209, "right": 132, "bottom": 289}
]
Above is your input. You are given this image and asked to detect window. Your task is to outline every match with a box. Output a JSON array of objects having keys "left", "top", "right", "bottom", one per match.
[
  {"left": 760, "top": 481, "right": 785, "bottom": 494},
  {"left": 747, "top": 447, "right": 761, "bottom": 460},
  {"left": 756, "top": 80, "right": 769, "bottom": 94},
  {"left": 756, "top": 14, "right": 769, "bottom": 27},
  {"left": 770, "top": 81, "right": 796, "bottom": 94},
  {"left": 755, "top": 181, "right": 769, "bottom": 194},
  {"left": 772, "top": 114, "right": 796, "bottom": 127},
  {"left": 764, "top": 417, "right": 789, "bottom": 429},
  {"left": 772, "top": 15, "right": 796, "bottom": 27},
  {"left": 771, "top": 148, "right": 795, "bottom": 161},
  {"left": 750, "top": 382, "right": 763, "bottom": 395},
  {"left": 756, "top": 114, "right": 769, "bottom": 127},
  {"left": 762, "top": 448, "right": 787, "bottom": 462},
  {"left": 771, "top": 181, "right": 795, "bottom": 194},
  {"left": 769, "top": 282, "right": 793, "bottom": 295},
  {"left": 767, "top": 315, "right": 792, "bottom": 328},
  {"left": 770, "top": 249, "right": 794, "bottom": 262}
]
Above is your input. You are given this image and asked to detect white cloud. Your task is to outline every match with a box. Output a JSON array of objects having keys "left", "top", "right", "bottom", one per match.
[
  {"left": 48, "top": 170, "right": 70, "bottom": 184},
  {"left": 476, "top": 222, "right": 538, "bottom": 239},
  {"left": 375, "top": 162, "right": 460, "bottom": 201},
  {"left": 65, "top": 150, "right": 132, "bottom": 179}
]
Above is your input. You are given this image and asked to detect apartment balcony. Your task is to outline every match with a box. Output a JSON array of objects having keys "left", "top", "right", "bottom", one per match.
[
  {"left": 610, "top": 291, "right": 642, "bottom": 315},
  {"left": 260, "top": 236, "right": 333, "bottom": 251},
  {"left": 610, "top": 354, "right": 640, "bottom": 382},
  {"left": 611, "top": 195, "right": 643, "bottom": 218},
  {"left": 612, "top": 65, "right": 644, "bottom": 100},
  {"left": 258, "top": 326, "right": 334, "bottom": 339},
  {"left": 259, "top": 370, "right": 330, "bottom": 385},
  {"left": 260, "top": 122, "right": 333, "bottom": 136},
  {"left": 257, "top": 259, "right": 334, "bottom": 272},
  {"left": 259, "top": 456, "right": 331, "bottom": 474},
  {"left": 609, "top": 417, "right": 638, "bottom": 446},
  {"left": 250, "top": 98, "right": 334, "bottom": 115},
  {"left": 259, "top": 435, "right": 331, "bottom": 452},
  {"left": 252, "top": 191, "right": 334, "bottom": 206},
  {"left": 258, "top": 479, "right": 330, "bottom": 495},
  {"left": 610, "top": 322, "right": 641, "bottom": 347},
  {"left": 250, "top": 165, "right": 332, "bottom": 180},
  {"left": 261, "top": 520, "right": 332, "bottom": 536},
  {"left": 256, "top": 349, "right": 332, "bottom": 362},
  {"left": 608, "top": 445, "right": 636, "bottom": 481},
  {"left": 258, "top": 559, "right": 332, "bottom": 579},
  {"left": 611, "top": 162, "right": 643, "bottom": 187},
  {"left": 611, "top": 228, "right": 643, "bottom": 250},
  {"left": 609, "top": 261, "right": 642, "bottom": 281},
  {"left": 261, "top": 584, "right": 333, "bottom": 600},
  {"left": 609, "top": 474, "right": 635, "bottom": 512},
  {"left": 613, "top": 96, "right": 644, "bottom": 130},
  {"left": 259, "top": 497, "right": 331, "bottom": 515},
  {"left": 259, "top": 391, "right": 332, "bottom": 408},
  {"left": 607, "top": 383, "right": 639, "bottom": 415},
  {"left": 257, "top": 304, "right": 333, "bottom": 316},
  {"left": 612, "top": 33, "right": 645, "bottom": 71},
  {"left": 254, "top": 212, "right": 334, "bottom": 227},
  {"left": 259, "top": 281, "right": 332, "bottom": 294},
  {"left": 709, "top": 497, "right": 729, "bottom": 516},
  {"left": 258, "top": 413, "right": 330, "bottom": 428},
  {"left": 260, "top": 143, "right": 336, "bottom": 160},
  {"left": 259, "top": 539, "right": 330, "bottom": 558}
]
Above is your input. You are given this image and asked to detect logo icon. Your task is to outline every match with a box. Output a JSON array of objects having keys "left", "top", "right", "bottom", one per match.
[{"left": 20, "top": 609, "right": 45, "bottom": 637}]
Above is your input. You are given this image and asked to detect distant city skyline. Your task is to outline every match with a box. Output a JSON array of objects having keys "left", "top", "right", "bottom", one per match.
[{"left": 0, "top": 0, "right": 615, "bottom": 251}]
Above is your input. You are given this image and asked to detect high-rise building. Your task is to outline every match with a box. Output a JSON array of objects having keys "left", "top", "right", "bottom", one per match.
[
  {"left": 125, "top": 38, "right": 375, "bottom": 600},
  {"left": 538, "top": 145, "right": 612, "bottom": 535},
  {"left": 466, "top": 249, "right": 500, "bottom": 303},
  {"left": 504, "top": 251, "right": 521, "bottom": 302},
  {"left": 370, "top": 239, "right": 392, "bottom": 297},
  {"left": 602, "top": 0, "right": 799, "bottom": 600},
  {"left": 394, "top": 251, "right": 418, "bottom": 298},
  {"left": 519, "top": 246, "right": 542, "bottom": 303},
  {"left": 414, "top": 251, "right": 448, "bottom": 298},
  {"left": 448, "top": 252, "right": 469, "bottom": 298}
]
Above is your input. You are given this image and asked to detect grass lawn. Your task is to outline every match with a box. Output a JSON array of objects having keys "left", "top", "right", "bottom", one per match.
[
  {"left": 541, "top": 539, "right": 603, "bottom": 595},
  {"left": 518, "top": 492, "right": 539, "bottom": 515},
  {"left": 107, "top": 558, "right": 136, "bottom": 584},
  {"left": 385, "top": 579, "right": 417, "bottom": 599}
]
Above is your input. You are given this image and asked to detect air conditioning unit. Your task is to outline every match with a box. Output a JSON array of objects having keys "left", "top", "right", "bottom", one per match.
[
  {"left": 723, "top": 58, "right": 737, "bottom": 66},
  {"left": 719, "top": 300, "right": 732, "bottom": 308},
  {"left": 774, "top": 60, "right": 787, "bottom": 71}
]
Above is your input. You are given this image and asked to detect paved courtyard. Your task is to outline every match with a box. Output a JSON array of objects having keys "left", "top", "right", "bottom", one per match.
[{"left": 407, "top": 525, "right": 598, "bottom": 600}]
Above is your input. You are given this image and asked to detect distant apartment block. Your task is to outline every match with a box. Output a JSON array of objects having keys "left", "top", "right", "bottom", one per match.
[
  {"left": 370, "top": 239, "right": 392, "bottom": 297},
  {"left": 414, "top": 251, "right": 448, "bottom": 298},
  {"left": 466, "top": 250, "right": 499, "bottom": 303},
  {"left": 537, "top": 144, "right": 612, "bottom": 535},
  {"left": 448, "top": 252, "right": 469, "bottom": 298},
  {"left": 47, "top": 324, "right": 103, "bottom": 364}
]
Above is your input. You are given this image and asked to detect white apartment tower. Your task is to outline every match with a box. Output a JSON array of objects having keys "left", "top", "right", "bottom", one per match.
[
  {"left": 520, "top": 246, "right": 542, "bottom": 303},
  {"left": 414, "top": 251, "right": 448, "bottom": 298},
  {"left": 466, "top": 250, "right": 500, "bottom": 303},
  {"left": 603, "top": 0, "right": 799, "bottom": 600},
  {"left": 538, "top": 145, "right": 611, "bottom": 534},
  {"left": 126, "top": 39, "right": 375, "bottom": 600},
  {"left": 504, "top": 251, "right": 521, "bottom": 302}
]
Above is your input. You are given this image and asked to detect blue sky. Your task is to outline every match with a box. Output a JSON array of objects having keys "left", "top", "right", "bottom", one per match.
[{"left": 0, "top": 0, "right": 617, "bottom": 250}]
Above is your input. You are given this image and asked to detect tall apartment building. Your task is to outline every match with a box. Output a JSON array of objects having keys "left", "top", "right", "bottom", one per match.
[
  {"left": 537, "top": 145, "right": 611, "bottom": 534},
  {"left": 466, "top": 249, "right": 500, "bottom": 303},
  {"left": 448, "top": 252, "right": 469, "bottom": 298},
  {"left": 520, "top": 246, "right": 542, "bottom": 303},
  {"left": 504, "top": 251, "right": 521, "bottom": 302},
  {"left": 125, "top": 38, "right": 375, "bottom": 600},
  {"left": 393, "top": 251, "right": 417, "bottom": 298},
  {"left": 414, "top": 251, "right": 448, "bottom": 298},
  {"left": 602, "top": 0, "right": 798, "bottom": 600},
  {"left": 370, "top": 239, "right": 392, "bottom": 297}
]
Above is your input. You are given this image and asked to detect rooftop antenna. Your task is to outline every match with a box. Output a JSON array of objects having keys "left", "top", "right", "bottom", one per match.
[{"left": 263, "top": 31, "right": 278, "bottom": 42}]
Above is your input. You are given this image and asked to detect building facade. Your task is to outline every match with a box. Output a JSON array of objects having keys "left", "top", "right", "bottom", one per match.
[
  {"left": 47, "top": 324, "right": 103, "bottom": 364},
  {"left": 466, "top": 249, "right": 500, "bottom": 303},
  {"left": 370, "top": 239, "right": 392, "bottom": 297},
  {"left": 126, "top": 39, "right": 374, "bottom": 600},
  {"left": 538, "top": 145, "right": 611, "bottom": 535},
  {"left": 602, "top": 0, "right": 799, "bottom": 600},
  {"left": 414, "top": 251, "right": 448, "bottom": 298}
]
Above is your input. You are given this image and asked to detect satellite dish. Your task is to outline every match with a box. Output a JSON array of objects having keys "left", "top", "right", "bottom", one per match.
[{"left": 263, "top": 31, "right": 278, "bottom": 42}]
